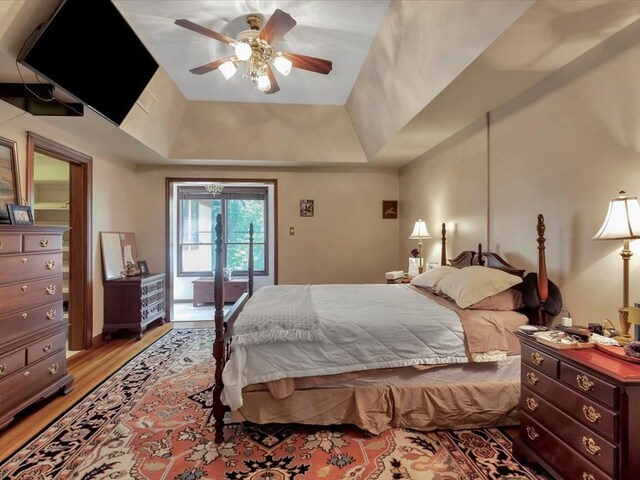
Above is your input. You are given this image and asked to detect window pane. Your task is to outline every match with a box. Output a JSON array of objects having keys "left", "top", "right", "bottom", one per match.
[
  {"left": 180, "top": 198, "right": 221, "bottom": 244},
  {"left": 180, "top": 244, "right": 214, "bottom": 273},
  {"left": 227, "top": 243, "right": 265, "bottom": 272},
  {"left": 227, "top": 199, "right": 265, "bottom": 243}
]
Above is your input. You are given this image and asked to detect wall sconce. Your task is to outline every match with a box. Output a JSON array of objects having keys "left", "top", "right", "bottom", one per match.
[
  {"left": 409, "top": 219, "right": 431, "bottom": 274},
  {"left": 593, "top": 190, "right": 640, "bottom": 343}
]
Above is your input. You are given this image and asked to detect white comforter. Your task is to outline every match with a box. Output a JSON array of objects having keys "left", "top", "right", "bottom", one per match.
[{"left": 222, "top": 284, "right": 468, "bottom": 410}]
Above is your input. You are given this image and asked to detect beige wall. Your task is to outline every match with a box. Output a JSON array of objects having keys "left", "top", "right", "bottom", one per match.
[
  {"left": 400, "top": 19, "right": 640, "bottom": 333},
  {"left": 135, "top": 165, "right": 400, "bottom": 285}
]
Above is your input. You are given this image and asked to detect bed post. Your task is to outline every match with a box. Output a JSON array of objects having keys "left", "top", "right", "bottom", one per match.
[
  {"left": 212, "top": 213, "right": 225, "bottom": 443},
  {"left": 440, "top": 223, "right": 446, "bottom": 266},
  {"left": 536, "top": 214, "right": 549, "bottom": 326},
  {"left": 248, "top": 223, "right": 254, "bottom": 296}
]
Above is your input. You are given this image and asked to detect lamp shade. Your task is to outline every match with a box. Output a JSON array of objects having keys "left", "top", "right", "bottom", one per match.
[
  {"left": 409, "top": 219, "right": 431, "bottom": 239},
  {"left": 593, "top": 191, "right": 640, "bottom": 240}
]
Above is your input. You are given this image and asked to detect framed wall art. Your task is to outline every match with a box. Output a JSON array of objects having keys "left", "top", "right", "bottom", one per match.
[
  {"left": 0, "top": 136, "right": 20, "bottom": 225},
  {"left": 300, "top": 199, "right": 314, "bottom": 217},
  {"left": 382, "top": 200, "right": 398, "bottom": 219}
]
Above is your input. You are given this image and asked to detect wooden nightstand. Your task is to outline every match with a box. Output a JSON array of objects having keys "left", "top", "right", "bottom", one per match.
[{"left": 514, "top": 332, "right": 640, "bottom": 480}]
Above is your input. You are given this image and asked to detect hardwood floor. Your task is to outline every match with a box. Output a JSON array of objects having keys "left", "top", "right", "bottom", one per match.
[
  {"left": 0, "top": 321, "right": 210, "bottom": 463},
  {"left": 0, "top": 320, "right": 520, "bottom": 464}
]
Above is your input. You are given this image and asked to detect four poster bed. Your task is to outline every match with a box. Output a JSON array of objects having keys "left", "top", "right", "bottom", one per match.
[{"left": 210, "top": 214, "right": 551, "bottom": 443}]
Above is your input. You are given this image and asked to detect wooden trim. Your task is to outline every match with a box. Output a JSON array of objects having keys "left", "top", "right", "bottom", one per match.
[{"left": 27, "top": 132, "right": 93, "bottom": 350}]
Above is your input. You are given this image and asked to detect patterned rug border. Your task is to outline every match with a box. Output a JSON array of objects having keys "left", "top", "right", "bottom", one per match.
[{"left": 1, "top": 327, "right": 180, "bottom": 461}]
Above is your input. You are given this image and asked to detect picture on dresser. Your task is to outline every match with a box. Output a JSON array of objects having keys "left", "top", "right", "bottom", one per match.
[
  {"left": 7, "top": 203, "right": 34, "bottom": 225},
  {"left": 0, "top": 136, "right": 20, "bottom": 224}
]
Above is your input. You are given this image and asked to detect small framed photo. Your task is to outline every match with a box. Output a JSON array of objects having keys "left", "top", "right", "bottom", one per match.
[
  {"left": 382, "top": 200, "right": 398, "bottom": 219},
  {"left": 137, "top": 260, "right": 149, "bottom": 276},
  {"left": 6, "top": 204, "right": 34, "bottom": 225},
  {"left": 300, "top": 199, "right": 314, "bottom": 217}
]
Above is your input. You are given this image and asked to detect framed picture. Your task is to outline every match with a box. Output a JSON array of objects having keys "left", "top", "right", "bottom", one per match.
[
  {"left": 300, "top": 199, "right": 314, "bottom": 217},
  {"left": 0, "top": 136, "right": 20, "bottom": 225},
  {"left": 7, "top": 204, "right": 34, "bottom": 225},
  {"left": 382, "top": 200, "right": 398, "bottom": 219},
  {"left": 137, "top": 260, "right": 149, "bottom": 276}
]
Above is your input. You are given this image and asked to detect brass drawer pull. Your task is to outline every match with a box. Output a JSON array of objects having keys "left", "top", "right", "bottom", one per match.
[
  {"left": 526, "top": 426, "right": 539, "bottom": 440},
  {"left": 583, "top": 405, "right": 601, "bottom": 423},
  {"left": 40, "top": 238, "right": 49, "bottom": 247},
  {"left": 526, "top": 397, "right": 539, "bottom": 411},
  {"left": 45, "top": 284, "right": 56, "bottom": 295},
  {"left": 43, "top": 343, "right": 51, "bottom": 353},
  {"left": 0, "top": 365, "right": 6, "bottom": 375},
  {"left": 526, "top": 372, "right": 539, "bottom": 386},
  {"left": 21, "top": 313, "right": 27, "bottom": 319},
  {"left": 24, "top": 371, "right": 29, "bottom": 377},
  {"left": 0, "top": 240, "right": 3, "bottom": 250},
  {"left": 583, "top": 474, "right": 595, "bottom": 480},
  {"left": 582, "top": 437, "right": 601, "bottom": 456},
  {"left": 577, "top": 374, "right": 595, "bottom": 392},
  {"left": 48, "top": 363, "right": 59, "bottom": 375},
  {"left": 21, "top": 257, "right": 27, "bottom": 264},
  {"left": 21, "top": 285, "right": 27, "bottom": 292},
  {"left": 46, "top": 309, "right": 57, "bottom": 320},
  {"left": 45, "top": 260, "right": 56, "bottom": 270},
  {"left": 531, "top": 352, "right": 544, "bottom": 365}
]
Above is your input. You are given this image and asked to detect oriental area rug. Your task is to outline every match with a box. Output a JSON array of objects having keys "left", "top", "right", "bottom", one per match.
[{"left": 0, "top": 329, "right": 550, "bottom": 479}]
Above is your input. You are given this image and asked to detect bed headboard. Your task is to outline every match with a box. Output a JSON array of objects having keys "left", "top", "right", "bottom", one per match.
[{"left": 447, "top": 244, "right": 525, "bottom": 277}]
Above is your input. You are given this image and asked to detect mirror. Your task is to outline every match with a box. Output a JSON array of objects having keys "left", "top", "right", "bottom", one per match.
[
  {"left": 0, "top": 136, "right": 20, "bottom": 224},
  {"left": 100, "top": 232, "right": 139, "bottom": 281}
]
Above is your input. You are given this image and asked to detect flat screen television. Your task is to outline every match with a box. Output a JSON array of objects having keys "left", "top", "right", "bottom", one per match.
[{"left": 18, "top": 0, "right": 159, "bottom": 125}]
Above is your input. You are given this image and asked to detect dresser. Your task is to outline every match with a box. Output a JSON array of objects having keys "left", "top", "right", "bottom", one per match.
[
  {"left": 0, "top": 226, "right": 74, "bottom": 429},
  {"left": 514, "top": 333, "right": 640, "bottom": 480},
  {"left": 103, "top": 273, "right": 166, "bottom": 340}
]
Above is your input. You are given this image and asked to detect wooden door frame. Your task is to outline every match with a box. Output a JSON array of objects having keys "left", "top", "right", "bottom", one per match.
[{"left": 26, "top": 132, "right": 93, "bottom": 350}]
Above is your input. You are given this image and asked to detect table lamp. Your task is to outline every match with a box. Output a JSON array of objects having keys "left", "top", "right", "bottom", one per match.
[
  {"left": 409, "top": 219, "right": 431, "bottom": 274},
  {"left": 593, "top": 191, "right": 640, "bottom": 343}
]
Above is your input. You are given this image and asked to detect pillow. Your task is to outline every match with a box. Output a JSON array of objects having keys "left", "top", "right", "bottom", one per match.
[
  {"left": 437, "top": 265, "right": 523, "bottom": 309},
  {"left": 468, "top": 288, "right": 524, "bottom": 311},
  {"left": 410, "top": 266, "right": 457, "bottom": 289}
]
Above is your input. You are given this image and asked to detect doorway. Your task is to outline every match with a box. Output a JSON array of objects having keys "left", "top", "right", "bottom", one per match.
[{"left": 27, "top": 132, "right": 93, "bottom": 351}]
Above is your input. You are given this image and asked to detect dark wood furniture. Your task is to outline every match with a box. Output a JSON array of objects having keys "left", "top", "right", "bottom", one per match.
[
  {"left": 514, "top": 333, "right": 640, "bottom": 480},
  {"left": 103, "top": 273, "right": 166, "bottom": 341},
  {"left": 209, "top": 214, "right": 552, "bottom": 443},
  {"left": 192, "top": 277, "right": 248, "bottom": 306},
  {"left": 0, "top": 225, "right": 74, "bottom": 429}
]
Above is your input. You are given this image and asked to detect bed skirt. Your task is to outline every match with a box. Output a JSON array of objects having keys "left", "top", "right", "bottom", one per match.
[{"left": 230, "top": 380, "right": 521, "bottom": 435}]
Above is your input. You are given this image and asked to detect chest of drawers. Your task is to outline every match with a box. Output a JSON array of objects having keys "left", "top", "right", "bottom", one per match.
[
  {"left": 0, "top": 226, "right": 74, "bottom": 429},
  {"left": 513, "top": 333, "right": 640, "bottom": 480},
  {"left": 103, "top": 273, "right": 166, "bottom": 340}
]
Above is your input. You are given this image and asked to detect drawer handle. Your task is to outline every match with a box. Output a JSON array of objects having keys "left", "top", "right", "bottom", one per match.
[
  {"left": 577, "top": 374, "right": 595, "bottom": 392},
  {"left": 531, "top": 352, "right": 544, "bottom": 366},
  {"left": 21, "top": 285, "right": 27, "bottom": 292},
  {"left": 0, "top": 365, "right": 6, "bottom": 375},
  {"left": 583, "top": 405, "right": 601, "bottom": 423},
  {"left": 24, "top": 371, "right": 29, "bottom": 377},
  {"left": 526, "top": 372, "right": 539, "bottom": 386},
  {"left": 526, "top": 397, "right": 539, "bottom": 412},
  {"left": 21, "top": 257, "right": 27, "bottom": 264},
  {"left": 46, "top": 309, "right": 57, "bottom": 320},
  {"left": 45, "top": 260, "right": 56, "bottom": 270},
  {"left": 0, "top": 240, "right": 3, "bottom": 250},
  {"left": 582, "top": 437, "right": 601, "bottom": 456},
  {"left": 21, "top": 313, "right": 27, "bottom": 319},
  {"left": 40, "top": 238, "right": 49, "bottom": 247},
  {"left": 48, "top": 363, "right": 59, "bottom": 375},
  {"left": 526, "top": 426, "right": 539, "bottom": 441},
  {"left": 583, "top": 474, "right": 595, "bottom": 480},
  {"left": 46, "top": 284, "right": 56, "bottom": 295},
  {"left": 43, "top": 343, "right": 51, "bottom": 353}
]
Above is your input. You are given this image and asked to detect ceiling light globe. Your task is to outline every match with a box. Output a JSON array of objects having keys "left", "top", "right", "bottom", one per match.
[
  {"left": 218, "top": 61, "right": 237, "bottom": 80},
  {"left": 273, "top": 55, "right": 292, "bottom": 76},
  {"left": 256, "top": 74, "right": 271, "bottom": 92},
  {"left": 234, "top": 42, "right": 252, "bottom": 61}
]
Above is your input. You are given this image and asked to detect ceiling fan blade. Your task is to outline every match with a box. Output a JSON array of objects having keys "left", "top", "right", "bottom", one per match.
[
  {"left": 258, "top": 9, "right": 297, "bottom": 44},
  {"left": 189, "top": 56, "right": 233, "bottom": 75},
  {"left": 265, "top": 65, "right": 280, "bottom": 95},
  {"left": 283, "top": 52, "right": 333, "bottom": 75},
  {"left": 175, "top": 19, "right": 235, "bottom": 45}
]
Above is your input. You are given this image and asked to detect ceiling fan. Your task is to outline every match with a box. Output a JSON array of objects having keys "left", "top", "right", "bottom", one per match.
[{"left": 175, "top": 9, "right": 333, "bottom": 95}]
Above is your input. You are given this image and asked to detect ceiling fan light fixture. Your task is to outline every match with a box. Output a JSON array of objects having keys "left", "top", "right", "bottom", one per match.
[
  {"left": 273, "top": 54, "right": 292, "bottom": 76},
  {"left": 218, "top": 60, "right": 237, "bottom": 80},
  {"left": 256, "top": 74, "right": 271, "bottom": 92},
  {"left": 234, "top": 42, "right": 252, "bottom": 61}
]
